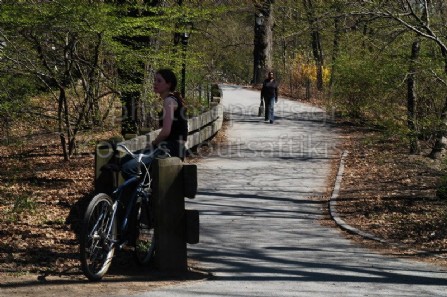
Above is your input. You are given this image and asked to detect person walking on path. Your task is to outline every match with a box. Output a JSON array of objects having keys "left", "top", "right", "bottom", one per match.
[{"left": 261, "top": 71, "right": 279, "bottom": 124}]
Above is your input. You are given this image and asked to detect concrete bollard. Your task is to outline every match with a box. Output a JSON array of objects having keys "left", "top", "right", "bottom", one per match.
[
  {"left": 94, "top": 136, "right": 123, "bottom": 194},
  {"left": 151, "top": 157, "right": 198, "bottom": 274},
  {"left": 94, "top": 137, "right": 200, "bottom": 274}
]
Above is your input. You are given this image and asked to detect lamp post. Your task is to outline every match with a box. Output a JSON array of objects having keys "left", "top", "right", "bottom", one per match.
[
  {"left": 181, "top": 32, "right": 189, "bottom": 98},
  {"left": 253, "top": 13, "right": 264, "bottom": 85},
  {"left": 178, "top": 22, "right": 193, "bottom": 99}
]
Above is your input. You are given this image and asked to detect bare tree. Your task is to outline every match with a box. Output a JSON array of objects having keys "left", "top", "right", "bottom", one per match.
[
  {"left": 253, "top": 0, "right": 275, "bottom": 83},
  {"left": 353, "top": 0, "right": 447, "bottom": 158},
  {"left": 0, "top": 3, "right": 118, "bottom": 160},
  {"left": 407, "top": 39, "right": 421, "bottom": 154}
]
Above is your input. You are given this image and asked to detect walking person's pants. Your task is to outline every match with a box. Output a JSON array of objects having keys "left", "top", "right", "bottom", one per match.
[{"left": 264, "top": 97, "right": 275, "bottom": 123}]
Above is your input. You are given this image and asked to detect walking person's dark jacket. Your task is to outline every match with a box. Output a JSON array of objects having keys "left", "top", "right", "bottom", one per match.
[{"left": 261, "top": 79, "right": 278, "bottom": 102}]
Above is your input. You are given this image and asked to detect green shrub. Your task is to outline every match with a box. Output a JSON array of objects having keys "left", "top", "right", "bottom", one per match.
[{"left": 331, "top": 50, "right": 405, "bottom": 124}]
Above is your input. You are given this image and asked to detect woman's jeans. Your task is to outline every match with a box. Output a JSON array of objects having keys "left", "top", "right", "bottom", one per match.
[
  {"left": 121, "top": 140, "right": 186, "bottom": 179},
  {"left": 264, "top": 97, "right": 275, "bottom": 123}
]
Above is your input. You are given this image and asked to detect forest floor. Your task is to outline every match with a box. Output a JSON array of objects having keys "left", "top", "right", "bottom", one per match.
[
  {"left": 325, "top": 123, "right": 447, "bottom": 268},
  {"left": 1, "top": 117, "right": 447, "bottom": 296},
  {"left": 0, "top": 130, "right": 211, "bottom": 297}
]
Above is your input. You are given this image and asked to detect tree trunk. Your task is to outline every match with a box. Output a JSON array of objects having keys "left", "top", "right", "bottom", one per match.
[
  {"left": 429, "top": 99, "right": 447, "bottom": 159},
  {"left": 329, "top": 14, "right": 341, "bottom": 92},
  {"left": 407, "top": 40, "right": 421, "bottom": 154},
  {"left": 58, "top": 88, "right": 69, "bottom": 161},
  {"left": 303, "top": 0, "right": 324, "bottom": 92},
  {"left": 264, "top": 1, "right": 274, "bottom": 73},
  {"left": 253, "top": 13, "right": 263, "bottom": 84},
  {"left": 68, "top": 136, "right": 77, "bottom": 157},
  {"left": 253, "top": 0, "right": 274, "bottom": 84},
  {"left": 59, "top": 133, "right": 68, "bottom": 161},
  {"left": 56, "top": 84, "right": 75, "bottom": 161},
  {"left": 429, "top": 49, "right": 447, "bottom": 159},
  {"left": 305, "top": 78, "right": 311, "bottom": 100},
  {"left": 117, "top": 0, "right": 161, "bottom": 135}
]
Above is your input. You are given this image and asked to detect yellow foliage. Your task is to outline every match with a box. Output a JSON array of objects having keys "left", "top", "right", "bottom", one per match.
[{"left": 290, "top": 53, "right": 330, "bottom": 86}]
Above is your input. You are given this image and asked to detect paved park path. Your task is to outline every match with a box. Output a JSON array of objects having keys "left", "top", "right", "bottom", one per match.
[{"left": 124, "top": 86, "right": 446, "bottom": 297}]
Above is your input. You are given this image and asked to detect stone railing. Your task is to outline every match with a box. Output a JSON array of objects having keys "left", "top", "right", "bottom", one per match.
[
  {"left": 114, "top": 101, "right": 222, "bottom": 154},
  {"left": 94, "top": 88, "right": 223, "bottom": 187}
]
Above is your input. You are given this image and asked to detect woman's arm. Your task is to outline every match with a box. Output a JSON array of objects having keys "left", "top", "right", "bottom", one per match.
[{"left": 152, "top": 96, "right": 178, "bottom": 146}]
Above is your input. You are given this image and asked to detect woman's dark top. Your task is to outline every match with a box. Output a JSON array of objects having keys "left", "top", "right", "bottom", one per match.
[{"left": 160, "top": 95, "right": 188, "bottom": 142}]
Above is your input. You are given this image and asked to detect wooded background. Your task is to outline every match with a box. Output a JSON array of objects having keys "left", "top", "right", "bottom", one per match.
[{"left": 1, "top": 0, "right": 447, "bottom": 161}]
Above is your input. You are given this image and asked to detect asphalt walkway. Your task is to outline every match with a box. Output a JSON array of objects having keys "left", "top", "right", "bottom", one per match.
[{"left": 122, "top": 86, "right": 446, "bottom": 297}]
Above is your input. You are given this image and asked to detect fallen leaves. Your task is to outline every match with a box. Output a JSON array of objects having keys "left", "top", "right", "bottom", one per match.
[
  {"left": 0, "top": 132, "right": 115, "bottom": 275},
  {"left": 336, "top": 127, "right": 447, "bottom": 260}
]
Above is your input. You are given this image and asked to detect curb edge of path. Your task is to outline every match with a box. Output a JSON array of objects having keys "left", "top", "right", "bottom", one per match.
[
  {"left": 328, "top": 151, "right": 387, "bottom": 244},
  {"left": 329, "top": 150, "right": 447, "bottom": 260}
]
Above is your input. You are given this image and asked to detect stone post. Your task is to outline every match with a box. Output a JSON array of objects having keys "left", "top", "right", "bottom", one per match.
[{"left": 152, "top": 157, "right": 194, "bottom": 274}]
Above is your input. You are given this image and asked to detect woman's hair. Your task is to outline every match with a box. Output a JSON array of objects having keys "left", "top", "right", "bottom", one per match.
[
  {"left": 156, "top": 68, "right": 177, "bottom": 92},
  {"left": 156, "top": 68, "right": 185, "bottom": 105}
]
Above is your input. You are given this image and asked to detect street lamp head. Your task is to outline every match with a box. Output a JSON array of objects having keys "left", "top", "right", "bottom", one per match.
[
  {"left": 181, "top": 32, "right": 189, "bottom": 45},
  {"left": 255, "top": 13, "right": 264, "bottom": 26},
  {"left": 181, "top": 21, "right": 193, "bottom": 45}
]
